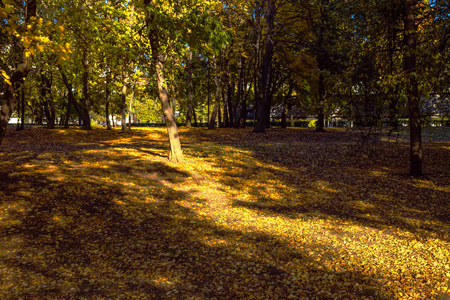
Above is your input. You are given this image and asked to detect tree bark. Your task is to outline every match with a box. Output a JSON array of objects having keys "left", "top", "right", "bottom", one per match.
[
  {"left": 404, "top": 0, "right": 422, "bottom": 176},
  {"left": 60, "top": 68, "right": 90, "bottom": 128},
  {"left": 146, "top": 6, "right": 183, "bottom": 162},
  {"left": 64, "top": 87, "right": 72, "bottom": 128},
  {"left": 121, "top": 79, "right": 128, "bottom": 131},
  {"left": 253, "top": 1, "right": 262, "bottom": 130},
  {"left": 128, "top": 84, "right": 135, "bottom": 128},
  {"left": 185, "top": 51, "right": 194, "bottom": 127},
  {"left": 20, "top": 87, "right": 25, "bottom": 130},
  {"left": 208, "top": 57, "right": 222, "bottom": 129},
  {"left": 254, "top": 0, "right": 275, "bottom": 133},
  {"left": 105, "top": 73, "right": 112, "bottom": 130},
  {"left": 316, "top": 71, "right": 325, "bottom": 132},
  {"left": 82, "top": 50, "right": 92, "bottom": 130},
  {"left": 281, "top": 82, "right": 294, "bottom": 129},
  {"left": 16, "top": 92, "right": 21, "bottom": 131},
  {"left": 236, "top": 54, "right": 246, "bottom": 128},
  {"left": 41, "top": 72, "right": 56, "bottom": 129}
]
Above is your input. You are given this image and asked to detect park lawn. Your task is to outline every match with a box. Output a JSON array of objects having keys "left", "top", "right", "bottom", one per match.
[{"left": 0, "top": 126, "right": 449, "bottom": 300}]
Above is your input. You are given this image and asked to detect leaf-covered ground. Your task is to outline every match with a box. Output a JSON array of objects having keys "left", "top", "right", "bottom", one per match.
[{"left": 0, "top": 126, "right": 449, "bottom": 300}]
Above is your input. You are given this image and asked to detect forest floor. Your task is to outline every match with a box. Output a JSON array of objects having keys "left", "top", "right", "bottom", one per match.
[{"left": 0, "top": 126, "right": 449, "bottom": 300}]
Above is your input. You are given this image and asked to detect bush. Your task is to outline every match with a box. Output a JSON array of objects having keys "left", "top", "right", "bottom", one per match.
[{"left": 308, "top": 119, "right": 317, "bottom": 128}]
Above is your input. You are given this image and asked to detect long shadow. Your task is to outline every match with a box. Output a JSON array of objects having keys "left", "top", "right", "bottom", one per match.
[
  {"left": 0, "top": 131, "right": 396, "bottom": 299},
  {"left": 183, "top": 128, "right": 450, "bottom": 242}
]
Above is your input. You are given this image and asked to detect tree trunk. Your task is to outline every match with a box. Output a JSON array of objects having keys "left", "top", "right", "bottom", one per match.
[
  {"left": 41, "top": 72, "right": 56, "bottom": 129},
  {"left": 208, "top": 57, "right": 222, "bottom": 130},
  {"left": 228, "top": 81, "right": 235, "bottom": 126},
  {"left": 404, "top": 0, "right": 422, "bottom": 177},
  {"left": 253, "top": 2, "right": 262, "bottom": 130},
  {"left": 60, "top": 68, "right": 90, "bottom": 128},
  {"left": 147, "top": 7, "right": 183, "bottom": 162},
  {"left": 121, "top": 80, "right": 128, "bottom": 131},
  {"left": 16, "top": 93, "right": 21, "bottom": 131},
  {"left": 236, "top": 55, "right": 246, "bottom": 128},
  {"left": 281, "top": 82, "right": 294, "bottom": 129},
  {"left": 20, "top": 87, "right": 25, "bottom": 130},
  {"left": 254, "top": 0, "right": 275, "bottom": 133},
  {"left": 316, "top": 72, "right": 325, "bottom": 132},
  {"left": 64, "top": 88, "right": 72, "bottom": 129},
  {"left": 82, "top": 50, "right": 92, "bottom": 130},
  {"left": 221, "top": 56, "right": 230, "bottom": 127},
  {"left": 0, "top": 0, "right": 36, "bottom": 145},
  {"left": 128, "top": 84, "right": 135, "bottom": 128},
  {"left": 185, "top": 51, "right": 194, "bottom": 127},
  {"left": 105, "top": 73, "right": 112, "bottom": 130}
]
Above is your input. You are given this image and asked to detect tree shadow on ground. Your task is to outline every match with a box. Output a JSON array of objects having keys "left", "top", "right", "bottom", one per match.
[
  {"left": 182, "top": 128, "right": 449, "bottom": 242},
  {"left": 0, "top": 129, "right": 397, "bottom": 299}
]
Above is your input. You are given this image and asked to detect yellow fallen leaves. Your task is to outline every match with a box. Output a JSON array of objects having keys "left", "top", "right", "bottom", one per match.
[{"left": 0, "top": 127, "right": 449, "bottom": 299}]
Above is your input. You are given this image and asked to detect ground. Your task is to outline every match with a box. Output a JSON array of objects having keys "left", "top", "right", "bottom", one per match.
[{"left": 0, "top": 126, "right": 449, "bottom": 299}]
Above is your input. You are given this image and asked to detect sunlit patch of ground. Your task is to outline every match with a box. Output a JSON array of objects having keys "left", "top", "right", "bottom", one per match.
[{"left": 0, "top": 126, "right": 449, "bottom": 299}]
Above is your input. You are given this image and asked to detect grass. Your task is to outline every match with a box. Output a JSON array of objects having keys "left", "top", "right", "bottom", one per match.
[{"left": 0, "top": 126, "right": 449, "bottom": 299}]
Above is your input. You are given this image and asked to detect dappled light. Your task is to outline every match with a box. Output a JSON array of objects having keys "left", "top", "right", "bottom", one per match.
[{"left": 0, "top": 127, "right": 449, "bottom": 299}]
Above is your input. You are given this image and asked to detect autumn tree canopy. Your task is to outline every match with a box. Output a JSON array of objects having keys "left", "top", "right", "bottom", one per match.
[{"left": 1, "top": 0, "right": 449, "bottom": 174}]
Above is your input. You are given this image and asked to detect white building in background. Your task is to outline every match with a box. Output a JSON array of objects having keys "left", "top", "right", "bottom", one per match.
[{"left": 8, "top": 117, "right": 18, "bottom": 124}]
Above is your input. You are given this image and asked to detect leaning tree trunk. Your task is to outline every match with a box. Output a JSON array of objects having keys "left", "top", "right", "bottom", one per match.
[
  {"left": 404, "top": 0, "right": 422, "bottom": 177},
  {"left": 147, "top": 7, "right": 183, "bottom": 162},
  {"left": 60, "top": 68, "right": 90, "bottom": 128}
]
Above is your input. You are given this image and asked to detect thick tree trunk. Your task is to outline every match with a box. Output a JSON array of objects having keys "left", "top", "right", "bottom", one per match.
[
  {"left": 254, "top": 0, "right": 275, "bottom": 133},
  {"left": 404, "top": 0, "right": 422, "bottom": 177},
  {"left": 253, "top": 2, "right": 262, "bottom": 130},
  {"left": 147, "top": 8, "right": 183, "bottom": 162}
]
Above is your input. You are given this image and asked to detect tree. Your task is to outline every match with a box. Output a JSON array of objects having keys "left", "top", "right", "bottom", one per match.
[
  {"left": 0, "top": 0, "right": 37, "bottom": 145},
  {"left": 404, "top": 0, "right": 422, "bottom": 176},
  {"left": 254, "top": 0, "right": 275, "bottom": 133},
  {"left": 143, "top": 0, "right": 184, "bottom": 162}
]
